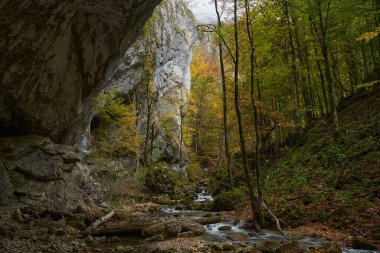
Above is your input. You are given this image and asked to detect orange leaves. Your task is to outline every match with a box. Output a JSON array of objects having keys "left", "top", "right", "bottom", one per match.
[
  {"left": 93, "top": 92, "right": 140, "bottom": 155},
  {"left": 356, "top": 25, "right": 380, "bottom": 43},
  {"left": 185, "top": 45, "right": 223, "bottom": 161},
  {"left": 270, "top": 111, "right": 284, "bottom": 121},
  {"left": 190, "top": 46, "right": 219, "bottom": 81}
]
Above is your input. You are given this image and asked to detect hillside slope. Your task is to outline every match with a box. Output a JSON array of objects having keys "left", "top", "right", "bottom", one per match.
[{"left": 263, "top": 85, "right": 380, "bottom": 246}]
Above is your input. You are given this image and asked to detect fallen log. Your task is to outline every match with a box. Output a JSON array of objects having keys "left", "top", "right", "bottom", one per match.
[
  {"left": 81, "top": 210, "right": 115, "bottom": 236},
  {"left": 92, "top": 220, "right": 153, "bottom": 236},
  {"left": 92, "top": 215, "right": 222, "bottom": 236}
]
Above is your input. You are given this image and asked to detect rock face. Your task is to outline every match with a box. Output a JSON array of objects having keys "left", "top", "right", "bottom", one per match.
[
  {"left": 0, "top": 136, "right": 100, "bottom": 211},
  {"left": 0, "top": 0, "right": 197, "bottom": 209},
  {"left": 104, "top": 0, "right": 198, "bottom": 170},
  {"left": 0, "top": 0, "right": 161, "bottom": 149}
]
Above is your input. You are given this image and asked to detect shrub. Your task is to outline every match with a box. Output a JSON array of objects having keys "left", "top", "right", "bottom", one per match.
[
  {"left": 212, "top": 188, "right": 246, "bottom": 211},
  {"left": 137, "top": 162, "right": 184, "bottom": 195}
]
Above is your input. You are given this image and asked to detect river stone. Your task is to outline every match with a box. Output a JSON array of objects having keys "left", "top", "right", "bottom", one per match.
[
  {"left": 177, "top": 231, "right": 195, "bottom": 238},
  {"left": 352, "top": 237, "right": 377, "bottom": 251},
  {"left": 237, "top": 246, "right": 261, "bottom": 253},
  {"left": 219, "top": 225, "right": 232, "bottom": 231},
  {"left": 301, "top": 241, "right": 342, "bottom": 253},
  {"left": 142, "top": 219, "right": 205, "bottom": 239},
  {"left": 254, "top": 241, "right": 280, "bottom": 253},
  {"left": 227, "top": 233, "right": 248, "bottom": 241},
  {"left": 275, "top": 241, "right": 306, "bottom": 253},
  {"left": 212, "top": 242, "right": 224, "bottom": 251},
  {"left": 223, "top": 243, "right": 235, "bottom": 251}
]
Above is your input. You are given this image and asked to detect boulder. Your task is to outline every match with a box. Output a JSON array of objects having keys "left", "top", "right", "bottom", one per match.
[
  {"left": 275, "top": 241, "right": 306, "bottom": 253},
  {"left": 0, "top": 136, "right": 99, "bottom": 211},
  {"left": 142, "top": 219, "right": 205, "bottom": 240},
  {"left": 254, "top": 241, "right": 280, "bottom": 253},
  {"left": 223, "top": 243, "right": 236, "bottom": 251},
  {"left": 14, "top": 149, "right": 64, "bottom": 181},
  {"left": 212, "top": 188, "right": 246, "bottom": 211},
  {"left": 177, "top": 231, "right": 195, "bottom": 238},
  {"left": 321, "top": 242, "right": 342, "bottom": 253},
  {"left": 227, "top": 233, "right": 248, "bottom": 241},
  {"left": 219, "top": 225, "right": 232, "bottom": 231},
  {"left": 352, "top": 237, "right": 377, "bottom": 251}
]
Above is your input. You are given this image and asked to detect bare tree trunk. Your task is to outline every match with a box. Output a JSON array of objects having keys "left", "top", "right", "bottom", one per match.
[
  {"left": 144, "top": 96, "right": 152, "bottom": 164},
  {"left": 294, "top": 19, "right": 313, "bottom": 126},
  {"left": 311, "top": 71, "right": 324, "bottom": 117},
  {"left": 317, "top": 0, "right": 339, "bottom": 136},
  {"left": 214, "top": 0, "right": 233, "bottom": 190},
  {"left": 309, "top": 15, "right": 329, "bottom": 114},
  {"left": 244, "top": 0, "right": 263, "bottom": 228},
  {"left": 179, "top": 110, "right": 185, "bottom": 168},
  {"left": 233, "top": 0, "right": 260, "bottom": 230},
  {"left": 283, "top": 0, "right": 303, "bottom": 134}
]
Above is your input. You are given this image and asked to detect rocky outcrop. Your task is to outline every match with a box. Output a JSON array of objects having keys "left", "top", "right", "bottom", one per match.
[
  {"left": 0, "top": 0, "right": 197, "bottom": 210},
  {"left": 0, "top": 136, "right": 100, "bottom": 211},
  {"left": 104, "top": 0, "right": 197, "bottom": 170},
  {"left": 0, "top": 0, "right": 161, "bottom": 149}
]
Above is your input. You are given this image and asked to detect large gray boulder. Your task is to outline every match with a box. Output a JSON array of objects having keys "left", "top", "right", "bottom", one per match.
[
  {"left": 0, "top": 0, "right": 161, "bottom": 150},
  {"left": 0, "top": 136, "right": 100, "bottom": 211}
]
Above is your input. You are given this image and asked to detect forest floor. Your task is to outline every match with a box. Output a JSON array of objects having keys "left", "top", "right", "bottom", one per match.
[{"left": 257, "top": 85, "right": 380, "bottom": 249}]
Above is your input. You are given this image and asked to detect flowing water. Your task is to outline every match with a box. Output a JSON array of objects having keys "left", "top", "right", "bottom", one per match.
[
  {"left": 194, "top": 187, "right": 214, "bottom": 203},
  {"left": 177, "top": 189, "right": 378, "bottom": 253},
  {"left": 96, "top": 189, "right": 378, "bottom": 252}
]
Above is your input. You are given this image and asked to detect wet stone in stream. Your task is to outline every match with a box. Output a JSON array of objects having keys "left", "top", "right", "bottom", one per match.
[{"left": 219, "top": 226, "right": 232, "bottom": 231}]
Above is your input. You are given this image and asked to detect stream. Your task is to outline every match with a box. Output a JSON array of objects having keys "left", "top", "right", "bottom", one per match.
[{"left": 97, "top": 188, "right": 378, "bottom": 253}]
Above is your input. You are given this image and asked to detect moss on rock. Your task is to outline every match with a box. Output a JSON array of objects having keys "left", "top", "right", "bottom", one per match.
[
  {"left": 138, "top": 163, "right": 184, "bottom": 195},
  {"left": 212, "top": 188, "right": 246, "bottom": 211}
]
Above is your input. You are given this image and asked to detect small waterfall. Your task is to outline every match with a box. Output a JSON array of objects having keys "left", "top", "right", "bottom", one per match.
[{"left": 194, "top": 186, "right": 214, "bottom": 202}]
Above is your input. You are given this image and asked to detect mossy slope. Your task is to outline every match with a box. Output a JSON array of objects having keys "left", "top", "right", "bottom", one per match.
[{"left": 263, "top": 86, "right": 380, "bottom": 242}]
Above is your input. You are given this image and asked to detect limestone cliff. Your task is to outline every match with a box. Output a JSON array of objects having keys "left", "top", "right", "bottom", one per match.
[
  {"left": 0, "top": 0, "right": 161, "bottom": 149},
  {"left": 0, "top": 0, "right": 198, "bottom": 210},
  {"left": 0, "top": 0, "right": 162, "bottom": 210},
  {"left": 103, "top": 0, "right": 198, "bottom": 170}
]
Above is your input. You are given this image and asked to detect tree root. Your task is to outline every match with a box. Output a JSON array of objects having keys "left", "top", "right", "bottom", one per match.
[{"left": 262, "top": 201, "right": 284, "bottom": 236}]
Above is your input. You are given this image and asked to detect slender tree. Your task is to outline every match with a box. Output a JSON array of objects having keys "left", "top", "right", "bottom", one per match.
[
  {"left": 316, "top": 0, "right": 339, "bottom": 136},
  {"left": 232, "top": 0, "right": 260, "bottom": 229},
  {"left": 244, "top": 0, "right": 263, "bottom": 227},
  {"left": 214, "top": 0, "right": 234, "bottom": 190}
]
